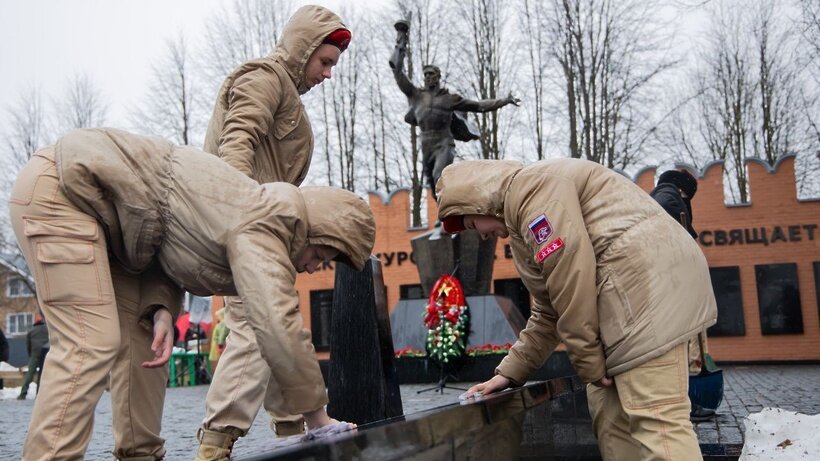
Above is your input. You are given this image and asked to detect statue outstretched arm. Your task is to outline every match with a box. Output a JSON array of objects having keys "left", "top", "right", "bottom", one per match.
[{"left": 452, "top": 91, "right": 520, "bottom": 112}]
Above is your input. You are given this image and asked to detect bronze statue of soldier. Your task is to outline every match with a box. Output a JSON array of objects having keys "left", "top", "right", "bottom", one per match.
[{"left": 389, "top": 19, "right": 520, "bottom": 202}]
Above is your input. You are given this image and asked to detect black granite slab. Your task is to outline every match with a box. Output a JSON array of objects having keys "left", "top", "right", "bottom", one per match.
[
  {"left": 238, "top": 377, "right": 598, "bottom": 461},
  {"left": 327, "top": 257, "right": 403, "bottom": 424},
  {"left": 239, "top": 375, "right": 743, "bottom": 461}
]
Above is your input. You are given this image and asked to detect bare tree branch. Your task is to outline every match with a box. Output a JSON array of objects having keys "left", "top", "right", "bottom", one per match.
[
  {"left": 199, "top": 0, "right": 293, "bottom": 88},
  {"left": 0, "top": 87, "right": 52, "bottom": 284},
  {"left": 54, "top": 73, "right": 108, "bottom": 135},
  {"left": 131, "top": 35, "right": 206, "bottom": 146}
]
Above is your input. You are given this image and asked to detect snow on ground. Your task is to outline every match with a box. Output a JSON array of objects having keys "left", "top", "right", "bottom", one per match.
[
  {"left": 0, "top": 361, "right": 23, "bottom": 371},
  {"left": 740, "top": 407, "right": 819, "bottom": 460},
  {"left": 0, "top": 384, "right": 36, "bottom": 401},
  {"left": 0, "top": 361, "right": 34, "bottom": 400}
]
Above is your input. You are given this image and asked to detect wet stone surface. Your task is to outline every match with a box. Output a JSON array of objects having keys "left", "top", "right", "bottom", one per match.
[{"left": 1, "top": 365, "right": 818, "bottom": 460}]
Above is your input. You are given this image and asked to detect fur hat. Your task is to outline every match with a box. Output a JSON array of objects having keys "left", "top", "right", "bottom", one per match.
[{"left": 658, "top": 170, "right": 698, "bottom": 198}]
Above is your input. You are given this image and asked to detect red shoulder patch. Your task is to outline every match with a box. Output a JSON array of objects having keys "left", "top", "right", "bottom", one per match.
[{"left": 536, "top": 238, "right": 564, "bottom": 263}]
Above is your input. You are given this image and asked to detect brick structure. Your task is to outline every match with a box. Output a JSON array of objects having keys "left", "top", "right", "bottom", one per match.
[
  {"left": 4, "top": 157, "right": 815, "bottom": 362},
  {"left": 634, "top": 156, "right": 819, "bottom": 362},
  {"left": 0, "top": 256, "right": 38, "bottom": 338},
  {"left": 293, "top": 155, "right": 819, "bottom": 363}
]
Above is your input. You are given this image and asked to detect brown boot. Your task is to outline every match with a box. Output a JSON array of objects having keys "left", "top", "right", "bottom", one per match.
[
  {"left": 194, "top": 427, "right": 242, "bottom": 461},
  {"left": 272, "top": 419, "right": 306, "bottom": 438},
  {"left": 119, "top": 457, "right": 162, "bottom": 461}
]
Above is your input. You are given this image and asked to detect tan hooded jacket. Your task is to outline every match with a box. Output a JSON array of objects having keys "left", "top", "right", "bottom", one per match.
[
  {"left": 437, "top": 159, "right": 717, "bottom": 384},
  {"left": 203, "top": 5, "right": 347, "bottom": 185},
  {"left": 56, "top": 128, "right": 375, "bottom": 413}
]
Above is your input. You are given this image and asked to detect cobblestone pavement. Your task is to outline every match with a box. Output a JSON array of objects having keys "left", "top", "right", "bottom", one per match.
[
  {"left": 1, "top": 365, "right": 818, "bottom": 460},
  {"left": 693, "top": 365, "right": 820, "bottom": 448}
]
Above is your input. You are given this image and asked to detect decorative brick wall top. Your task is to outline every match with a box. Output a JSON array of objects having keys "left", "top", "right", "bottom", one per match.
[{"left": 295, "top": 156, "right": 819, "bottom": 362}]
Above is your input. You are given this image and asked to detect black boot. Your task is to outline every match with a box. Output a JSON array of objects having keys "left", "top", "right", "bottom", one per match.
[{"left": 690, "top": 403, "right": 716, "bottom": 422}]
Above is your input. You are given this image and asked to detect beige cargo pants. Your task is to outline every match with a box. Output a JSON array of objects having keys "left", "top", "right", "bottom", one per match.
[
  {"left": 202, "top": 296, "right": 304, "bottom": 436},
  {"left": 10, "top": 149, "right": 167, "bottom": 460},
  {"left": 587, "top": 342, "right": 702, "bottom": 461}
]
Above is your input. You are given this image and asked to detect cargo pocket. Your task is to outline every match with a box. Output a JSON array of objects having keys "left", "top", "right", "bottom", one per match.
[
  {"left": 27, "top": 218, "right": 104, "bottom": 305},
  {"left": 597, "top": 269, "right": 634, "bottom": 353},
  {"left": 618, "top": 345, "right": 687, "bottom": 409}
]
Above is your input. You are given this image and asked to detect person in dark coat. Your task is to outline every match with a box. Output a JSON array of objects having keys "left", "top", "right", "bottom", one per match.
[
  {"left": 18, "top": 314, "right": 50, "bottom": 399},
  {"left": 650, "top": 169, "right": 698, "bottom": 238},
  {"left": 0, "top": 327, "right": 8, "bottom": 389},
  {"left": 650, "top": 169, "right": 718, "bottom": 421}
]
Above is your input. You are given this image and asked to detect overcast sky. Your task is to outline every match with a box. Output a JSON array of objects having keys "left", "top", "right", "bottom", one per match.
[
  {"left": 0, "top": 0, "right": 723, "bottom": 147},
  {"left": 0, "top": 0, "right": 383, "bottom": 128}
]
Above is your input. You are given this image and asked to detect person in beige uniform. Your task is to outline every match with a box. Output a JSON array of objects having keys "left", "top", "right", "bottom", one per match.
[
  {"left": 200, "top": 4, "right": 351, "bottom": 445},
  {"left": 436, "top": 159, "right": 717, "bottom": 460},
  {"left": 9, "top": 128, "right": 375, "bottom": 461}
]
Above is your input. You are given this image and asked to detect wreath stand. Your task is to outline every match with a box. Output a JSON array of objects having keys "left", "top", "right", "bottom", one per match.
[
  {"left": 416, "top": 363, "right": 467, "bottom": 394},
  {"left": 417, "top": 266, "right": 470, "bottom": 394}
]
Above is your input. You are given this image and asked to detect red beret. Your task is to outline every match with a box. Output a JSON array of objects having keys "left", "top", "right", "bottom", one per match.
[
  {"left": 323, "top": 28, "right": 351, "bottom": 52},
  {"left": 442, "top": 215, "right": 465, "bottom": 234}
]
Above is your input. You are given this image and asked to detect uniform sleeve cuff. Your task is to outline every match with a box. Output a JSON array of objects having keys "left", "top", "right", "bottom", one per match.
[{"left": 495, "top": 357, "right": 529, "bottom": 387}]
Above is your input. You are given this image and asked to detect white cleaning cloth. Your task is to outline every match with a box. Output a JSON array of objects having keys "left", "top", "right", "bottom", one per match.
[{"left": 261, "top": 422, "right": 356, "bottom": 451}]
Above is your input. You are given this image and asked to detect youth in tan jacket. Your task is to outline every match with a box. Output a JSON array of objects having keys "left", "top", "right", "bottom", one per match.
[
  {"left": 58, "top": 128, "right": 374, "bottom": 409},
  {"left": 436, "top": 159, "right": 717, "bottom": 384},
  {"left": 203, "top": 5, "right": 348, "bottom": 185},
  {"left": 10, "top": 128, "right": 374, "bottom": 459},
  {"left": 200, "top": 4, "right": 351, "bottom": 444}
]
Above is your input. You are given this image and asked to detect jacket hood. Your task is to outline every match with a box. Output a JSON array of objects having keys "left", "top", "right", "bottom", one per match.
[
  {"left": 658, "top": 169, "right": 697, "bottom": 198},
  {"left": 436, "top": 160, "right": 523, "bottom": 220},
  {"left": 272, "top": 5, "right": 347, "bottom": 94},
  {"left": 300, "top": 186, "right": 375, "bottom": 271}
]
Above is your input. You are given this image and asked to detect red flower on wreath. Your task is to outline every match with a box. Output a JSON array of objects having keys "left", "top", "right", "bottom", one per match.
[
  {"left": 424, "top": 275, "right": 470, "bottom": 365},
  {"left": 424, "top": 275, "right": 466, "bottom": 327}
]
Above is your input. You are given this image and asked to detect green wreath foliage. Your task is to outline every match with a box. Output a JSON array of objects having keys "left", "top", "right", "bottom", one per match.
[{"left": 424, "top": 304, "right": 469, "bottom": 365}]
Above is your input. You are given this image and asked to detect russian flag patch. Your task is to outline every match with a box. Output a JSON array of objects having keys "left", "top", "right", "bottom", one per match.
[
  {"left": 536, "top": 238, "right": 564, "bottom": 263},
  {"left": 528, "top": 214, "right": 553, "bottom": 244}
]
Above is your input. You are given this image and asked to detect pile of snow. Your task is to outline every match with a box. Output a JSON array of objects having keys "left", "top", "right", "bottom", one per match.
[
  {"left": 0, "top": 361, "right": 24, "bottom": 371},
  {"left": 0, "top": 361, "right": 34, "bottom": 400},
  {"left": 740, "top": 407, "right": 819, "bottom": 460},
  {"left": 1, "top": 383, "right": 36, "bottom": 400}
]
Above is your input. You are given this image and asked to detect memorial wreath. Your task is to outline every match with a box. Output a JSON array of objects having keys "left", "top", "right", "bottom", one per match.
[{"left": 423, "top": 274, "right": 470, "bottom": 365}]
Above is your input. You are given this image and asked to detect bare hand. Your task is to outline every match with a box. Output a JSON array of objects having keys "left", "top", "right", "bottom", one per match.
[
  {"left": 592, "top": 375, "right": 613, "bottom": 387},
  {"left": 507, "top": 92, "right": 521, "bottom": 106},
  {"left": 460, "top": 374, "right": 511, "bottom": 400},
  {"left": 142, "top": 308, "right": 173, "bottom": 368}
]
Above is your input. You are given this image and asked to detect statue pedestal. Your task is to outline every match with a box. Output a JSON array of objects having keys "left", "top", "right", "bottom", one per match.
[
  {"left": 410, "top": 229, "right": 497, "bottom": 296},
  {"left": 392, "top": 228, "right": 525, "bottom": 353},
  {"left": 390, "top": 294, "right": 526, "bottom": 352}
]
